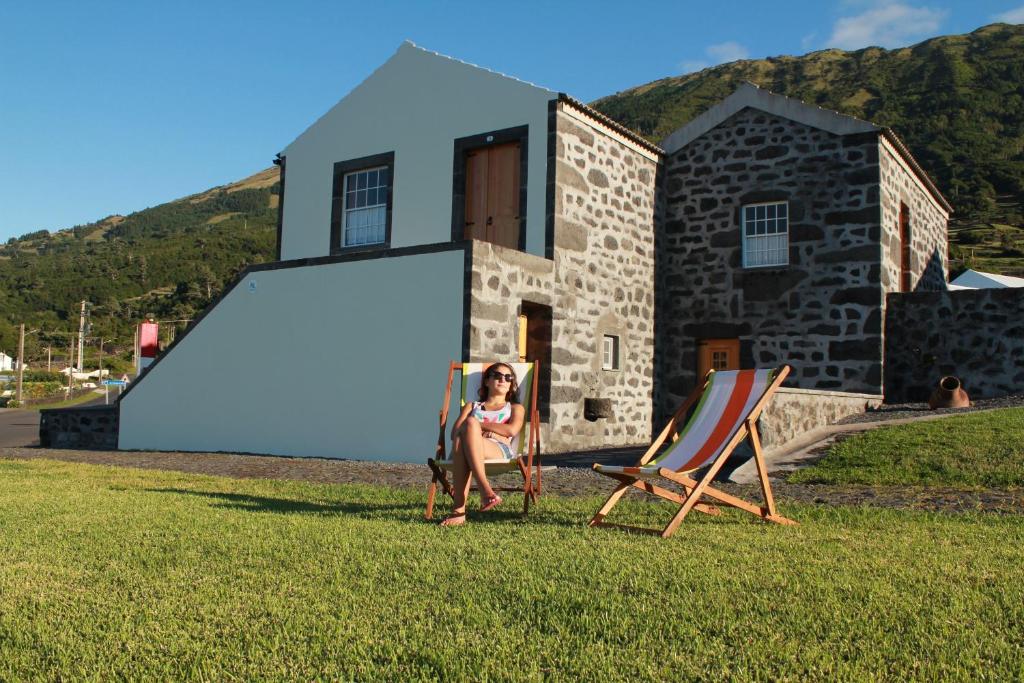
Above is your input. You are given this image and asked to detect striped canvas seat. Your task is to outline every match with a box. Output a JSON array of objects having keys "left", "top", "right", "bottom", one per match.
[
  {"left": 589, "top": 365, "right": 796, "bottom": 536},
  {"left": 595, "top": 369, "right": 774, "bottom": 478},
  {"left": 426, "top": 361, "right": 543, "bottom": 518}
]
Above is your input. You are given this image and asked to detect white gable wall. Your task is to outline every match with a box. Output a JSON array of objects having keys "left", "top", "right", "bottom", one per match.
[
  {"left": 281, "top": 44, "right": 553, "bottom": 260},
  {"left": 118, "top": 248, "right": 466, "bottom": 461}
]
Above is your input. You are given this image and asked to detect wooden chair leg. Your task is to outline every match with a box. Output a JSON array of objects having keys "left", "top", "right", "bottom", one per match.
[
  {"left": 425, "top": 481, "right": 437, "bottom": 520},
  {"left": 659, "top": 429, "right": 745, "bottom": 538},
  {"left": 747, "top": 420, "right": 778, "bottom": 518},
  {"left": 589, "top": 481, "right": 630, "bottom": 526}
]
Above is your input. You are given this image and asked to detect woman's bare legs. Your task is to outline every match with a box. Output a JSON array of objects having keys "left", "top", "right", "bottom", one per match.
[
  {"left": 460, "top": 419, "right": 500, "bottom": 502},
  {"left": 449, "top": 433, "right": 470, "bottom": 515},
  {"left": 445, "top": 421, "right": 501, "bottom": 524}
]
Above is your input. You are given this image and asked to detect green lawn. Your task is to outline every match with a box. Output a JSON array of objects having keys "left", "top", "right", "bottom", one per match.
[
  {"left": 790, "top": 407, "right": 1024, "bottom": 487},
  {"left": 23, "top": 390, "right": 105, "bottom": 411},
  {"left": 1, "top": 459, "right": 1022, "bottom": 680}
]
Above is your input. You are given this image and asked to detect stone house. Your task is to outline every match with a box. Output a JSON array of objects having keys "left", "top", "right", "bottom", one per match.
[
  {"left": 112, "top": 46, "right": 951, "bottom": 462},
  {"left": 655, "top": 84, "right": 951, "bottom": 418},
  {"left": 118, "top": 42, "right": 661, "bottom": 460}
]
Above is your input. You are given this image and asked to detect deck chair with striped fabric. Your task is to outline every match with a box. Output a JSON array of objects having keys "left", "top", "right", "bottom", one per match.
[
  {"left": 590, "top": 365, "right": 795, "bottom": 537},
  {"left": 426, "top": 361, "right": 541, "bottom": 519}
]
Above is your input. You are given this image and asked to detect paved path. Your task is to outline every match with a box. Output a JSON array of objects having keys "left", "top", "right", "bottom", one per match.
[{"left": 0, "top": 409, "right": 40, "bottom": 447}]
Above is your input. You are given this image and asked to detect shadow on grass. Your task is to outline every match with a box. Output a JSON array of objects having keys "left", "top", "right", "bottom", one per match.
[
  {"left": 143, "top": 485, "right": 602, "bottom": 528},
  {"left": 144, "top": 487, "right": 429, "bottom": 520}
]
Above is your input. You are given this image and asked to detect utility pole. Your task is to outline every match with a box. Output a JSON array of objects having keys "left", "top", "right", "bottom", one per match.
[
  {"left": 76, "top": 300, "right": 87, "bottom": 371},
  {"left": 46, "top": 346, "right": 51, "bottom": 371},
  {"left": 67, "top": 337, "right": 74, "bottom": 395},
  {"left": 15, "top": 324, "right": 25, "bottom": 404}
]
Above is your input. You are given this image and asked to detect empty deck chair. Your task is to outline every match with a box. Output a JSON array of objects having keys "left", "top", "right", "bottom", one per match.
[
  {"left": 426, "top": 361, "right": 541, "bottom": 519},
  {"left": 590, "top": 365, "right": 796, "bottom": 537}
]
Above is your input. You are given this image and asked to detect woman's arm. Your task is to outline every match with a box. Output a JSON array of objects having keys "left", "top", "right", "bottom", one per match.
[
  {"left": 480, "top": 404, "right": 525, "bottom": 438},
  {"left": 451, "top": 402, "right": 475, "bottom": 440}
]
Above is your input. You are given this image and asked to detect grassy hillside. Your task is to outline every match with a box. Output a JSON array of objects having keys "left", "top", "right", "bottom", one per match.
[
  {"left": 593, "top": 23, "right": 1024, "bottom": 273},
  {"left": 2, "top": 23, "right": 1022, "bottom": 358},
  {"left": 0, "top": 169, "right": 280, "bottom": 358}
]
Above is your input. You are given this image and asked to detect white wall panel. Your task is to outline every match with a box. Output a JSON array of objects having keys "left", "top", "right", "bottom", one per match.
[{"left": 119, "top": 248, "right": 466, "bottom": 462}]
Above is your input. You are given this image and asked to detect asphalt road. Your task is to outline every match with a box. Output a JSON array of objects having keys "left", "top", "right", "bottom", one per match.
[
  {"left": 0, "top": 392, "right": 111, "bottom": 448},
  {"left": 0, "top": 409, "right": 40, "bottom": 447}
]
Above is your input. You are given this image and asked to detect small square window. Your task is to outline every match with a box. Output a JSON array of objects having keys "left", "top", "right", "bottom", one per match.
[
  {"left": 602, "top": 335, "right": 620, "bottom": 371},
  {"left": 742, "top": 201, "right": 789, "bottom": 268}
]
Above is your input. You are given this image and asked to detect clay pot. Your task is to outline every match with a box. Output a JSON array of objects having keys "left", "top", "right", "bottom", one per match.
[{"left": 928, "top": 376, "right": 971, "bottom": 409}]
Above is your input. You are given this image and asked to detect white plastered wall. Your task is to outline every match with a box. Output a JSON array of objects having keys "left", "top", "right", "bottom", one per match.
[
  {"left": 281, "top": 43, "right": 553, "bottom": 259},
  {"left": 119, "top": 249, "right": 466, "bottom": 461}
]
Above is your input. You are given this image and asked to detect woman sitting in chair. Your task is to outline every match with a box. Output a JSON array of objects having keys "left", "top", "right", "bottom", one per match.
[{"left": 441, "top": 362, "right": 526, "bottom": 527}]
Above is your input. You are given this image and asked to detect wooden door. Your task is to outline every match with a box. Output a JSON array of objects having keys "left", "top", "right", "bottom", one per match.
[
  {"left": 464, "top": 142, "right": 520, "bottom": 249},
  {"left": 697, "top": 338, "right": 740, "bottom": 378}
]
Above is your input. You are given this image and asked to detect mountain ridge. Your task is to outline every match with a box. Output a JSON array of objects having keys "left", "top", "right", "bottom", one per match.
[{"left": 2, "top": 23, "right": 1021, "bottom": 356}]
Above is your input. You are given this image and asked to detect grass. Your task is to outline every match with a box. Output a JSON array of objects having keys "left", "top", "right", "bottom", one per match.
[
  {"left": 790, "top": 407, "right": 1024, "bottom": 488},
  {"left": 1, "top": 459, "right": 1023, "bottom": 680},
  {"left": 21, "top": 390, "right": 105, "bottom": 411}
]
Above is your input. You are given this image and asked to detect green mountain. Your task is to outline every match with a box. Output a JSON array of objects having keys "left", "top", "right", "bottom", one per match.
[
  {"left": 595, "top": 24, "right": 1023, "bottom": 218},
  {"left": 0, "top": 169, "right": 279, "bottom": 358},
  {"left": 3, "top": 23, "right": 1023, "bottom": 360},
  {"left": 592, "top": 22, "right": 1024, "bottom": 274}
]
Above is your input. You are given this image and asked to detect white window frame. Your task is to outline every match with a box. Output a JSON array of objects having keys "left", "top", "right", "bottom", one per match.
[
  {"left": 342, "top": 166, "right": 389, "bottom": 247},
  {"left": 742, "top": 201, "right": 789, "bottom": 268},
  {"left": 602, "top": 334, "right": 620, "bottom": 371}
]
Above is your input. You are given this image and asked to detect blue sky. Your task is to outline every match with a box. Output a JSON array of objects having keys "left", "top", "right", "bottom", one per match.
[{"left": 1, "top": 0, "right": 1021, "bottom": 241}]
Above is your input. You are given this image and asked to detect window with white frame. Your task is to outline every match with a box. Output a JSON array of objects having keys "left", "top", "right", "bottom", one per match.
[
  {"left": 343, "top": 166, "right": 389, "bottom": 246},
  {"left": 742, "top": 201, "right": 789, "bottom": 267},
  {"left": 602, "top": 335, "right": 620, "bottom": 371}
]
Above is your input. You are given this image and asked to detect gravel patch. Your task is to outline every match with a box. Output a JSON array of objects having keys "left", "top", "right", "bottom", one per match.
[
  {"left": 2, "top": 446, "right": 1021, "bottom": 516},
  {"left": 835, "top": 394, "right": 1024, "bottom": 426}
]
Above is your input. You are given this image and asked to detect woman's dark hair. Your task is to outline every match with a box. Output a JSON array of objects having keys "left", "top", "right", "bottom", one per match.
[{"left": 477, "top": 363, "right": 521, "bottom": 404}]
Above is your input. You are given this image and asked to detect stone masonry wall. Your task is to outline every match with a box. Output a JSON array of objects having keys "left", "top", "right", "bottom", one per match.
[
  {"left": 657, "top": 107, "right": 886, "bottom": 422},
  {"left": 469, "top": 104, "right": 660, "bottom": 453},
  {"left": 39, "top": 404, "right": 119, "bottom": 450},
  {"left": 885, "top": 288, "right": 1024, "bottom": 402},
  {"left": 760, "top": 387, "right": 882, "bottom": 452},
  {"left": 878, "top": 138, "right": 950, "bottom": 296}
]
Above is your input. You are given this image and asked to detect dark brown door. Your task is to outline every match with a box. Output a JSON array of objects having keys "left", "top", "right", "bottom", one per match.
[
  {"left": 697, "top": 338, "right": 740, "bottom": 379},
  {"left": 899, "top": 203, "right": 912, "bottom": 292},
  {"left": 464, "top": 142, "right": 520, "bottom": 249}
]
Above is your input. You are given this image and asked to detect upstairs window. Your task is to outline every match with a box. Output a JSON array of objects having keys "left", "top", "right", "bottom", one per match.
[
  {"left": 742, "top": 201, "right": 789, "bottom": 268},
  {"left": 330, "top": 152, "right": 394, "bottom": 254},
  {"left": 343, "top": 167, "right": 389, "bottom": 246}
]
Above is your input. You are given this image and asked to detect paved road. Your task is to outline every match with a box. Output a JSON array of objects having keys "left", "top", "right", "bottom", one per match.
[
  {"left": 0, "top": 409, "right": 40, "bottom": 447},
  {"left": 0, "top": 392, "right": 111, "bottom": 448}
]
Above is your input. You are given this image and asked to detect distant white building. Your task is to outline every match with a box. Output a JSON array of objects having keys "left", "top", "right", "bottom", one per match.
[
  {"left": 0, "top": 352, "right": 13, "bottom": 372},
  {"left": 949, "top": 269, "right": 1024, "bottom": 290}
]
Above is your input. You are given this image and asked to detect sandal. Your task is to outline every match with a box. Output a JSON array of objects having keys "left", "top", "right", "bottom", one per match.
[
  {"left": 440, "top": 512, "right": 466, "bottom": 527},
  {"left": 480, "top": 494, "right": 503, "bottom": 512}
]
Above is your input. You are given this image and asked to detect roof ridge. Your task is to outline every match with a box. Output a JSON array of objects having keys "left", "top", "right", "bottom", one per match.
[{"left": 400, "top": 41, "right": 554, "bottom": 93}]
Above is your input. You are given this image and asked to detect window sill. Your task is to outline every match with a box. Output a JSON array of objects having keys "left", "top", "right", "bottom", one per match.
[{"left": 330, "top": 242, "right": 390, "bottom": 256}]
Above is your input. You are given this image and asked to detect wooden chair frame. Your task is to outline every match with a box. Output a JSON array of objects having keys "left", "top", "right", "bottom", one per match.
[
  {"left": 426, "top": 360, "right": 542, "bottom": 519},
  {"left": 589, "top": 365, "right": 796, "bottom": 538}
]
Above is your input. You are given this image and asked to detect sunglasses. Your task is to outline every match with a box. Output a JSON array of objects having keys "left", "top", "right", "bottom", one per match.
[{"left": 486, "top": 371, "right": 514, "bottom": 383}]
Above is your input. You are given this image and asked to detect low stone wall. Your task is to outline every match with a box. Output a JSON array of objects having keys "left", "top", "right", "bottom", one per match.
[
  {"left": 39, "top": 405, "right": 119, "bottom": 450},
  {"left": 885, "top": 289, "right": 1024, "bottom": 402},
  {"left": 760, "top": 387, "right": 882, "bottom": 452}
]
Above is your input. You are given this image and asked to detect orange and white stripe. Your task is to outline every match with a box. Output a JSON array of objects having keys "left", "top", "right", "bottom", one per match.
[{"left": 594, "top": 369, "right": 774, "bottom": 478}]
